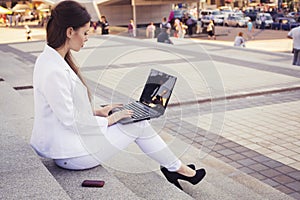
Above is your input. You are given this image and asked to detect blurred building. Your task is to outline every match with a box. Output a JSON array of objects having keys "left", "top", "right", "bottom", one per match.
[
  {"left": 94, "top": 0, "right": 199, "bottom": 25},
  {"left": 2, "top": 0, "right": 289, "bottom": 27}
]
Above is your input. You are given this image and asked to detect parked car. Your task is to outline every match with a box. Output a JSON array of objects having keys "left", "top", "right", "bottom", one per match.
[
  {"left": 224, "top": 16, "right": 248, "bottom": 27},
  {"left": 272, "top": 17, "right": 300, "bottom": 30},
  {"left": 218, "top": 6, "right": 232, "bottom": 13},
  {"left": 287, "top": 11, "right": 300, "bottom": 18},
  {"left": 271, "top": 12, "right": 284, "bottom": 21},
  {"left": 255, "top": 13, "right": 273, "bottom": 29},
  {"left": 199, "top": 10, "right": 213, "bottom": 19},
  {"left": 200, "top": 12, "right": 224, "bottom": 26},
  {"left": 213, "top": 16, "right": 224, "bottom": 26},
  {"left": 210, "top": 10, "right": 225, "bottom": 26},
  {"left": 244, "top": 9, "right": 258, "bottom": 21},
  {"left": 201, "top": 15, "right": 211, "bottom": 27},
  {"left": 224, "top": 12, "right": 249, "bottom": 21}
]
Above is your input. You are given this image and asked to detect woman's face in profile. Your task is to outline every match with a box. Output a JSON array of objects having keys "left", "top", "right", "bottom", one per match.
[{"left": 69, "top": 22, "right": 90, "bottom": 52}]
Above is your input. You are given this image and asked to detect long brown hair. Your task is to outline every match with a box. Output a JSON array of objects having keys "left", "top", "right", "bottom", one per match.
[{"left": 46, "top": 1, "right": 91, "bottom": 100}]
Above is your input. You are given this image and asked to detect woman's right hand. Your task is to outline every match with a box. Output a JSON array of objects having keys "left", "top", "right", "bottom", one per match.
[
  {"left": 94, "top": 104, "right": 123, "bottom": 117},
  {"left": 107, "top": 109, "right": 133, "bottom": 126}
]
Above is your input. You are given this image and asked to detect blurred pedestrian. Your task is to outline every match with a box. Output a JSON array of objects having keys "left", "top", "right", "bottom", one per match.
[
  {"left": 92, "top": 21, "right": 98, "bottom": 33},
  {"left": 287, "top": 26, "right": 300, "bottom": 66},
  {"left": 173, "top": 18, "right": 180, "bottom": 37},
  {"left": 128, "top": 19, "right": 136, "bottom": 37},
  {"left": 186, "top": 16, "right": 196, "bottom": 36},
  {"left": 207, "top": 20, "right": 216, "bottom": 40},
  {"left": 160, "top": 17, "right": 171, "bottom": 34},
  {"left": 233, "top": 32, "right": 245, "bottom": 47},
  {"left": 8, "top": 14, "right": 12, "bottom": 27},
  {"left": 175, "top": 22, "right": 187, "bottom": 38},
  {"left": 100, "top": 16, "right": 109, "bottom": 35},
  {"left": 15, "top": 13, "right": 20, "bottom": 26},
  {"left": 146, "top": 22, "right": 156, "bottom": 38},
  {"left": 25, "top": 25, "right": 32, "bottom": 41},
  {"left": 260, "top": 14, "right": 266, "bottom": 30},
  {"left": 168, "top": 10, "right": 174, "bottom": 25},
  {"left": 157, "top": 28, "right": 173, "bottom": 44},
  {"left": 246, "top": 19, "right": 254, "bottom": 39}
]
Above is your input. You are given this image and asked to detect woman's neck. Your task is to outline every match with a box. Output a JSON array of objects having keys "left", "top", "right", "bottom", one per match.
[{"left": 56, "top": 45, "right": 69, "bottom": 58}]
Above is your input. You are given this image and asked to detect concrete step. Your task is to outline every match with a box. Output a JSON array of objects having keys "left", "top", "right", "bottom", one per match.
[
  {"left": 0, "top": 53, "right": 293, "bottom": 200},
  {"left": 42, "top": 159, "right": 142, "bottom": 200},
  {"left": 0, "top": 78, "right": 34, "bottom": 141},
  {"left": 0, "top": 128, "right": 71, "bottom": 200},
  {"left": 102, "top": 126, "right": 294, "bottom": 200},
  {"left": 157, "top": 130, "right": 294, "bottom": 200},
  {"left": 0, "top": 81, "right": 71, "bottom": 200},
  {"left": 41, "top": 142, "right": 192, "bottom": 199},
  {"left": 101, "top": 136, "right": 250, "bottom": 200},
  {"left": 40, "top": 123, "right": 295, "bottom": 200},
  {"left": 0, "top": 49, "right": 34, "bottom": 89},
  {"left": 103, "top": 150, "right": 194, "bottom": 200}
]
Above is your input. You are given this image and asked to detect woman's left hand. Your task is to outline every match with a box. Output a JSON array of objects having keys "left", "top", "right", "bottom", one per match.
[{"left": 94, "top": 104, "right": 122, "bottom": 117}]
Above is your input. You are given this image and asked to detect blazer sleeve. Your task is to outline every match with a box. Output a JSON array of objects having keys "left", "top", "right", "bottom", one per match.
[
  {"left": 42, "top": 66, "right": 109, "bottom": 135},
  {"left": 43, "top": 68, "right": 75, "bottom": 127}
]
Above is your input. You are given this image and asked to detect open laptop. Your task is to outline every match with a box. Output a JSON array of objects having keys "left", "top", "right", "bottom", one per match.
[{"left": 111, "top": 69, "right": 177, "bottom": 124}]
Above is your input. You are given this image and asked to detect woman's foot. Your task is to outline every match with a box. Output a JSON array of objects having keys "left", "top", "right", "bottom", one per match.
[
  {"left": 160, "top": 164, "right": 206, "bottom": 190},
  {"left": 177, "top": 164, "right": 196, "bottom": 177}
]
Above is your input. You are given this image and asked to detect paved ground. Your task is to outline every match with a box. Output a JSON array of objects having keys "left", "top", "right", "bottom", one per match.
[
  {"left": 0, "top": 24, "right": 299, "bottom": 199},
  {"left": 0, "top": 22, "right": 293, "bottom": 52}
]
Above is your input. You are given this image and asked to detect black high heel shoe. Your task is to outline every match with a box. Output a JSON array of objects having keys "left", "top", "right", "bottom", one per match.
[
  {"left": 160, "top": 165, "right": 206, "bottom": 190},
  {"left": 188, "top": 164, "right": 196, "bottom": 170}
]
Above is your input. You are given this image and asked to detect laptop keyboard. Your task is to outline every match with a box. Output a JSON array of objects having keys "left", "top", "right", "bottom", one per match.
[{"left": 123, "top": 103, "right": 151, "bottom": 119}]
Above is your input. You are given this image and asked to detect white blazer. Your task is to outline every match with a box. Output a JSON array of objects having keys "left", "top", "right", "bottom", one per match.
[{"left": 31, "top": 45, "right": 108, "bottom": 159}]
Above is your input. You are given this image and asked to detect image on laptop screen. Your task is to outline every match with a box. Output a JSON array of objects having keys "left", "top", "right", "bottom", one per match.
[{"left": 139, "top": 69, "right": 177, "bottom": 113}]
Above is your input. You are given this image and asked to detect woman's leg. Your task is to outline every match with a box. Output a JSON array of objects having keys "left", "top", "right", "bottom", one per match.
[
  {"left": 54, "top": 122, "right": 141, "bottom": 170},
  {"left": 104, "top": 121, "right": 198, "bottom": 176},
  {"left": 134, "top": 123, "right": 182, "bottom": 172},
  {"left": 55, "top": 121, "right": 189, "bottom": 172},
  {"left": 103, "top": 121, "right": 182, "bottom": 172}
]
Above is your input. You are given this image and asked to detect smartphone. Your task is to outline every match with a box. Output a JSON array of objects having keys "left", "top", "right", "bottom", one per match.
[{"left": 81, "top": 180, "right": 105, "bottom": 188}]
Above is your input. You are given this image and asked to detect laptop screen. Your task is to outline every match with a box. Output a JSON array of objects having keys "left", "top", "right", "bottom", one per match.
[{"left": 139, "top": 69, "right": 177, "bottom": 113}]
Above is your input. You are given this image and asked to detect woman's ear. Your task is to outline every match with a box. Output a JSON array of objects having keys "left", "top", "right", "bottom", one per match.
[{"left": 66, "top": 27, "right": 74, "bottom": 39}]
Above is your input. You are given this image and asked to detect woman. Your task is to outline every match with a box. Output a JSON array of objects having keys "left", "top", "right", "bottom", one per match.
[
  {"left": 207, "top": 20, "right": 216, "bottom": 40},
  {"left": 100, "top": 15, "right": 109, "bottom": 35},
  {"left": 176, "top": 22, "right": 187, "bottom": 39},
  {"left": 128, "top": 19, "right": 136, "bottom": 37},
  {"left": 234, "top": 32, "right": 246, "bottom": 47},
  {"left": 30, "top": 0, "right": 205, "bottom": 190},
  {"left": 246, "top": 19, "right": 254, "bottom": 40},
  {"left": 146, "top": 22, "right": 156, "bottom": 38}
]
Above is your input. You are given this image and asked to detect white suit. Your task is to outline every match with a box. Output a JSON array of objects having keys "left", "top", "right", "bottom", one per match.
[
  {"left": 31, "top": 44, "right": 108, "bottom": 159},
  {"left": 31, "top": 45, "right": 181, "bottom": 171}
]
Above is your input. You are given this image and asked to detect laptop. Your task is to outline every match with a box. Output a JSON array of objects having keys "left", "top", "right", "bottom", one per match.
[{"left": 110, "top": 69, "right": 177, "bottom": 124}]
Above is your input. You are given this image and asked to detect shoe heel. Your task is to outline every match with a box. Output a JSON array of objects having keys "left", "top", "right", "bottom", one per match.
[
  {"left": 173, "top": 180, "right": 183, "bottom": 190},
  {"left": 161, "top": 167, "right": 183, "bottom": 190}
]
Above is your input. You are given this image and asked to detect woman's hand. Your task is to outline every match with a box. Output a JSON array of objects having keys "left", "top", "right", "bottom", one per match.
[
  {"left": 94, "top": 104, "right": 122, "bottom": 117},
  {"left": 107, "top": 109, "right": 133, "bottom": 126}
]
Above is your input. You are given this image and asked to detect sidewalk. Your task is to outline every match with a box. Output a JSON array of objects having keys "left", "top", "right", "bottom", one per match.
[
  {"left": 0, "top": 25, "right": 293, "bottom": 52},
  {"left": 0, "top": 26, "right": 299, "bottom": 199},
  {"left": 185, "top": 25, "right": 292, "bottom": 53}
]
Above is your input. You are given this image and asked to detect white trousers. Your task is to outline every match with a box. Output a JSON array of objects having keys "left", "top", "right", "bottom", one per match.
[{"left": 55, "top": 121, "right": 181, "bottom": 171}]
